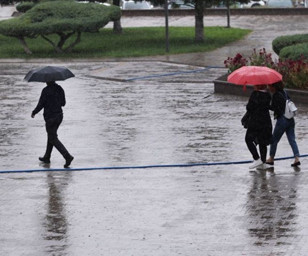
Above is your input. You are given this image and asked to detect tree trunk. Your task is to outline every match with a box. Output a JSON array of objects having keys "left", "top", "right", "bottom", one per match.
[
  {"left": 226, "top": 0, "right": 231, "bottom": 28},
  {"left": 65, "top": 31, "right": 81, "bottom": 52},
  {"left": 41, "top": 35, "right": 63, "bottom": 53},
  {"left": 113, "top": 0, "right": 122, "bottom": 34},
  {"left": 57, "top": 32, "right": 75, "bottom": 49},
  {"left": 164, "top": 0, "right": 169, "bottom": 52},
  {"left": 18, "top": 36, "right": 32, "bottom": 54},
  {"left": 195, "top": 0, "right": 204, "bottom": 43},
  {"left": 113, "top": 20, "right": 122, "bottom": 34}
]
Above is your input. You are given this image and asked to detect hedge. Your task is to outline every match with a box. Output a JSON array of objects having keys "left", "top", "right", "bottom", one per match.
[
  {"left": 272, "top": 34, "right": 308, "bottom": 55},
  {"left": 279, "top": 42, "right": 308, "bottom": 61},
  {"left": 0, "top": 0, "right": 121, "bottom": 53},
  {"left": 0, "top": 1, "right": 121, "bottom": 37},
  {"left": 16, "top": 2, "right": 36, "bottom": 13}
]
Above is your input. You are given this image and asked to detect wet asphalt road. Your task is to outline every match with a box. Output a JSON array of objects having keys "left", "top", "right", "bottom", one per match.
[
  {"left": 1, "top": 8, "right": 308, "bottom": 256},
  {"left": 0, "top": 61, "right": 308, "bottom": 256}
]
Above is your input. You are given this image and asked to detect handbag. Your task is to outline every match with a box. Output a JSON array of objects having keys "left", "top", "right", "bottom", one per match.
[
  {"left": 283, "top": 90, "right": 297, "bottom": 119},
  {"left": 241, "top": 111, "right": 250, "bottom": 129}
]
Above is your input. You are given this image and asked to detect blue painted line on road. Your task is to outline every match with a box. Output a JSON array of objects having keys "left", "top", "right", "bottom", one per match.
[
  {"left": 125, "top": 66, "right": 222, "bottom": 81},
  {"left": 0, "top": 154, "right": 307, "bottom": 174}
]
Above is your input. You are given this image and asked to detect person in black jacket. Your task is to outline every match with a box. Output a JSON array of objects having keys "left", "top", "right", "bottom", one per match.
[
  {"left": 31, "top": 81, "right": 74, "bottom": 168},
  {"left": 266, "top": 82, "right": 300, "bottom": 167},
  {"left": 245, "top": 84, "right": 272, "bottom": 169}
]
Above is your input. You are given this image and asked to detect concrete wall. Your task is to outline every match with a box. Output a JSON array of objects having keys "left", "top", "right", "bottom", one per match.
[{"left": 122, "top": 8, "right": 308, "bottom": 17}]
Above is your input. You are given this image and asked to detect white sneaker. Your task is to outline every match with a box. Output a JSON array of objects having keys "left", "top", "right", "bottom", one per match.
[
  {"left": 257, "top": 163, "right": 269, "bottom": 170},
  {"left": 262, "top": 163, "right": 274, "bottom": 170},
  {"left": 249, "top": 159, "right": 263, "bottom": 169}
]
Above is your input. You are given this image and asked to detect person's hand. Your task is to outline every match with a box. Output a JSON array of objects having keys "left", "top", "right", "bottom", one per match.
[{"left": 31, "top": 113, "right": 35, "bottom": 118}]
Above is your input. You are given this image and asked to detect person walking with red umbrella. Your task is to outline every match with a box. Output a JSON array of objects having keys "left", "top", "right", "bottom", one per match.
[
  {"left": 228, "top": 66, "right": 282, "bottom": 170},
  {"left": 244, "top": 84, "right": 272, "bottom": 169}
]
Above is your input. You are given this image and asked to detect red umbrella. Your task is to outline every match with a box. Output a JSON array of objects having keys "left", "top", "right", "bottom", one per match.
[{"left": 227, "top": 66, "right": 282, "bottom": 85}]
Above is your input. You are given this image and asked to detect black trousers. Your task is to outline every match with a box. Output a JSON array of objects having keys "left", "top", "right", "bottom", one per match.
[
  {"left": 44, "top": 114, "right": 70, "bottom": 159},
  {"left": 245, "top": 129, "right": 267, "bottom": 163}
]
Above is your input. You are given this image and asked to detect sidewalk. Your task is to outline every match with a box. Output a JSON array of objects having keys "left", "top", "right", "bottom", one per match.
[
  {"left": 0, "top": 60, "right": 308, "bottom": 256},
  {"left": 0, "top": 10, "right": 308, "bottom": 256},
  {"left": 0, "top": 5, "right": 15, "bottom": 20},
  {"left": 108, "top": 15, "right": 308, "bottom": 66}
]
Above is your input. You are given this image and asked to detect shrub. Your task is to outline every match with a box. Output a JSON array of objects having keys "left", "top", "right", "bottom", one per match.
[
  {"left": 0, "top": 0, "right": 121, "bottom": 54},
  {"left": 16, "top": 2, "right": 36, "bottom": 12},
  {"left": 224, "top": 48, "right": 308, "bottom": 89},
  {"left": 276, "top": 58, "right": 308, "bottom": 89},
  {"left": 224, "top": 53, "right": 248, "bottom": 73},
  {"left": 272, "top": 34, "right": 308, "bottom": 55},
  {"left": 249, "top": 48, "right": 275, "bottom": 68},
  {"left": 279, "top": 42, "right": 308, "bottom": 61},
  {"left": 224, "top": 49, "right": 275, "bottom": 73}
]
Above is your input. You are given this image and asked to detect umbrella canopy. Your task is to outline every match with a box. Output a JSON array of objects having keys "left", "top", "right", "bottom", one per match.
[
  {"left": 227, "top": 66, "right": 282, "bottom": 86},
  {"left": 24, "top": 66, "right": 75, "bottom": 82}
]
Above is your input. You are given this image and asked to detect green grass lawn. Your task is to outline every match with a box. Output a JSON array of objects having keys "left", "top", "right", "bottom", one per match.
[{"left": 0, "top": 27, "right": 251, "bottom": 58}]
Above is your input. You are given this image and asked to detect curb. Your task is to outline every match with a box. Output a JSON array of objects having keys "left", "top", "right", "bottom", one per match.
[
  {"left": 122, "top": 8, "right": 308, "bottom": 17},
  {"left": 214, "top": 74, "right": 308, "bottom": 105}
]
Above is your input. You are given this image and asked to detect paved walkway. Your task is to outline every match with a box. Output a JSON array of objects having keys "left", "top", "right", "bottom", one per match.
[
  {"left": 1, "top": 60, "right": 308, "bottom": 256},
  {"left": 0, "top": 5, "right": 15, "bottom": 20},
  {"left": 1, "top": 8, "right": 308, "bottom": 256},
  {"left": 109, "top": 15, "right": 308, "bottom": 66}
]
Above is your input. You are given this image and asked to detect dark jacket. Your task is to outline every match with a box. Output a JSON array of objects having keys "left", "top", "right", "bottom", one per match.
[
  {"left": 270, "top": 90, "right": 287, "bottom": 119},
  {"left": 32, "top": 83, "right": 66, "bottom": 120},
  {"left": 246, "top": 90, "right": 272, "bottom": 145}
]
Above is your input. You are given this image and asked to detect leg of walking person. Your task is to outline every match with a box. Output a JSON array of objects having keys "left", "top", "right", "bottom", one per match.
[
  {"left": 285, "top": 118, "right": 300, "bottom": 166},
  {"left": 39, "top": 138, "right": 53, "bottom": 164},
  {"left": 44, "top": 140, "right": 53, "bottom": 159},
  {"left": 46, "top": 115, "right": 70, "bottom": 159},
  {"left": 246, "top": 130, "right": 263, "bottom": 169},
  {"left": 246, "top": 130, "right": 260, "bottom": 160},
  {"left": 259, "top": 144, "right": 267, "bottom": 163},
  {"left": 39, "top": 127, "right": 54, "bottom": 164},
  {"left": 268, "top": 117, "right": 286, "bottom": 163},
  {"left": 46, "top": 114, "right": 74, "bottom": 168}
]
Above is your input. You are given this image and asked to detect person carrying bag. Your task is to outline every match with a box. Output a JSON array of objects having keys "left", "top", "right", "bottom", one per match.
[
  {"left": 266, "top": 82, "right": 301, "bottom": 167},
  {"left": 283, "top": 90, "right": 298, "bottom": 119},
  {"left": 244, "top": 84, "right": 272, "bottom": 170}
]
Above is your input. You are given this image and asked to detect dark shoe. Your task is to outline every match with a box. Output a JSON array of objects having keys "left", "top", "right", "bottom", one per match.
[
  {"left": 39, "top": 157, "right": 50, "bottom": 164},
  {"left": 291, "top": 161, "right": 301, "bottom": 167},
  {"left": 64, "top": 155, "right": 74, "bottom": 168}
]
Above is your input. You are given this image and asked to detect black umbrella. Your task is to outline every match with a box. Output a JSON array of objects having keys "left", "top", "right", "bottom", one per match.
[{"left": 24, "top": 66, "right": 75, "bottom": 82}]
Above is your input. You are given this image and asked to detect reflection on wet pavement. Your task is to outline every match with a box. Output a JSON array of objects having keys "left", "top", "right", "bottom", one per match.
[
  {"left": 43, "top": 172, "right": 71, "bottom": 254},
  {"left": 0, "top": 62, "right": 307, "bottom": 255},
  {"left": 247, "top": 171, "right": 300, "bottom": 248}
]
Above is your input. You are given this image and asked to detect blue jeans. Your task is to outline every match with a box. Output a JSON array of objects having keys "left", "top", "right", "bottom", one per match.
[{"left": 269, "top": 116, "right": 300, "bottom": 158}]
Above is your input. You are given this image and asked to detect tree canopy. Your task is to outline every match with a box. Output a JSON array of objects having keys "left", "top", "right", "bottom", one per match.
[{"left": 0, "top": 0, "right": 121, "bottom": 54}]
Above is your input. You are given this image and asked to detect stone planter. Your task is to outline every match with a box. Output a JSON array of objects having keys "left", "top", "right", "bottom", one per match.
[{"left": 214, "top": 74, "right": 308, "bottom": 105}]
